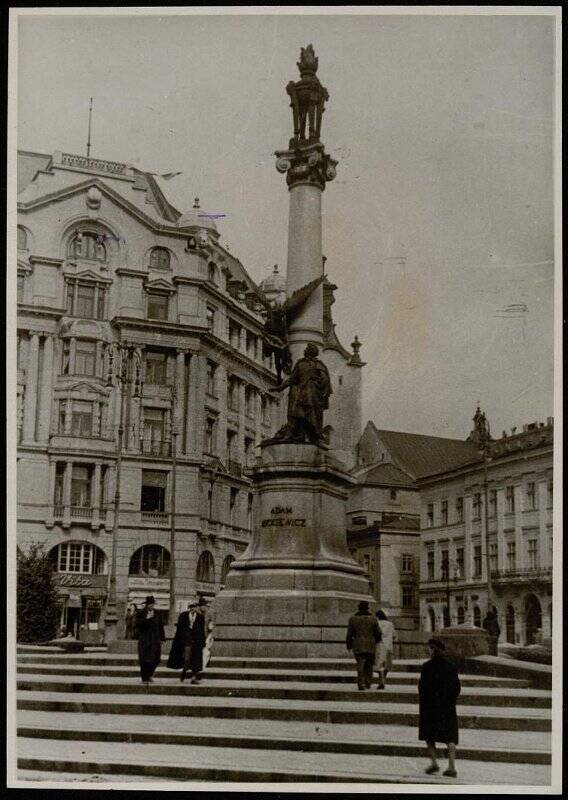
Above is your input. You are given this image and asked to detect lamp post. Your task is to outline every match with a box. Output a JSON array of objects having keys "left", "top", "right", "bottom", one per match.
[
  {"left": 104, "top": 342, "right": 142, "bottom": 643},
  {"left": 169, "top": 378, "right": 178, "bottom": 622}
]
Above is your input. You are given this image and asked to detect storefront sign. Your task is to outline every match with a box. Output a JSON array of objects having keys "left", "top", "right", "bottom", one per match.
[
  {"left": 58, "top": 575, "right": 93, "bottom": 587},
  {"left": 55, "top": 574, "right": 108, "bottom": 590}
]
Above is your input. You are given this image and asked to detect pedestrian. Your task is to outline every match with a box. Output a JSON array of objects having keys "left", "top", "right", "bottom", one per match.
[
  {"left": 167, "top": 596, "right": 209, "bottom": 684},
  {"left": 375, "top": 609, "right": 397, "bottom": 689},
  {"left": 418, "top": 638, "right": 461, "bottom": 778},
  {"left": 482, "top": 606, "right": 501, "bottom": 655},
  {"left": 124, "top": 603, "right": 137, "bottom": 640},
  {"left": 346, "top": 600, "right": 382, "bottom": 690},
  {"left": 135, "top": 596, "right": 165, "bottom": 686}
]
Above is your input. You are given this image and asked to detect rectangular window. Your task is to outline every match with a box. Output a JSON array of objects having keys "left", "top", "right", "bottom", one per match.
[
  {"left": 441, "top": 501, "right": 448, "bottom": 526},
  {"left": 97, "top": 289, "right": 105, "bottom": 320},
  {"left": 228, "top": 320, "right": 241, "bottom": 349},
  {"left": 145, "top": 351, "right": 167, "bottom": 385},
  {"left": 76, "top": 284, "right": 96, "bottom": 318},
  {"left": 205, "top": 417, "right": 216, "bottom": 454},
  {"left": 441, "top": 549, "right": 449, "bottom": 581},
  {"left": 54, "top": 463, "right": 65, "bottom": 506},
  {"left": 147, "top": 293, "right": 169, "bottom": 321},
  {"left": 489, "top": 542, "right": 498, "bottom": 572},
  {"left": 206, "top": 361, "right": 217, "bottom": 396},
  {"left": 143, "top": 408, "right": 167, "bottom": 454},
  {"left": 227, "top": 377, "right": 239, "bottom": 411},
  {"left": 527, "top": 538, "right": 538, "bottom": 570},
  {"left": 426, "top": 504, "right": 434, "bottom": 528},
  {"left": 75, "top": 341, "right": 97, "bottom": 376},
  {"left": 59, "top": 542, "right": 94, "bottom": 574},
  {"left": 70, "top": 465, "right": 92, "bottom": 508},
  {"left": 473, "top": 544, "right": 482, "bottom": 577},
  {"left": 140, "top": 470, "right": 167, "bottom": 512},
  {"left": 71, "top": 400, "right": 93, "bottom": 437},
  {"left": 17, "top": 274, "right": 25, "bottom": 303},
  {"left": 489, "top": 489, "right": 497, "bottom": 517},
  {"left": 206, "top": 306, "right": 216, "bottom": 331},
  {"left": 226, "top": 430, "right": 237, "bottom": 460},
  {"left": 472, "top": 493, "right": 481, "bottom": 520},
  {"left": 526, "top": 482, "right": 536, "bottom": 511},
  {"left": 246, "top": 332, "right": 257, "bottom": 359},
  {"left": 244, "top": 436, "right": 254, "bottom": 465},
  {"left": 401, "top": 554, "right": 414, "bottom": 574},
  {"left": 455, "top": 496, "right": 464, "bottom": 523},
  {"left": 506, "top": 486, "right": 515, "bottom": 514},
  {"left": 66, "top": 281, "right": 107, "bottom": 319},
  {"left": 58, "top": 401, "right": 67, "bottom": 434},
  {"left": 229, "top": 487, "right": 238, "bottom": 525},
  {"left": 402, "top": 585, "right": 415, "bottom": 608},
  {"left": 261, "top": 396, "right": 270, "bottom": 425},
  {"left": 506, "top": 541, "right": 516, "bottom": 571},
  {"left": 427, "top": 549, "right": 435, "bottom": 580},
  {"left": 245, "top": 386, "right": 254, "bottom": 417},
  {"left": 456, "top": 547, "right": 464, "bottom": 579}
]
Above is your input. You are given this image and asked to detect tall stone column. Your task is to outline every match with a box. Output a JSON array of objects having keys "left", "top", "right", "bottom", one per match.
[
  {"left": 22, "top": 332, "right": 40, "bottom": 443},
  {"left": 274, "top": 46, "right": 337, "bottom": 364}
]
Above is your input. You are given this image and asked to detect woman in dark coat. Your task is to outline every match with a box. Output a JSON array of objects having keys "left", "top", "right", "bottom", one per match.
[
  {"left": 418, "top": 638, "right": 461, "bottom": 777},
  {"left": 135, "top": 596, "right": 165, "bottom": 685}
]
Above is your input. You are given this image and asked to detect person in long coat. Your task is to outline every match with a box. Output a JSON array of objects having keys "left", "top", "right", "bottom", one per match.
[
  {"left": 135, "top": 595, "right": 165, "bottom": 685},
  {"left": 167, "top": 597, "right": 209, "bottom": 683},
  {"left": 375, "top": 609, "right": 397, "bottom": 689},
  {"left": 124, "top": 603, "right": 137, "bottom": 640},
  {"left": 418, "top": 638, "right": 461, "bottom": 777},
  {"left": 346, "top": 600, "right": 382, "bottom": 690}
]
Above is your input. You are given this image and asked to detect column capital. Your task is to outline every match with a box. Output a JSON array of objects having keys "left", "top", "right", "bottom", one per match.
[{"left": 275, "top": 142, "right": 337, "bottom": 191}]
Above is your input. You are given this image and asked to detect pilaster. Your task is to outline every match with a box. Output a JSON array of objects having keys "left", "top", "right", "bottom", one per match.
[{"left": 22, "top": 332, "right": 40, "bottom": 443}]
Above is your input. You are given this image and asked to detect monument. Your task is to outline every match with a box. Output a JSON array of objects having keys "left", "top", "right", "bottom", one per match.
[{"left": 212, "top": 46, "right": 373, "bottom": 658}]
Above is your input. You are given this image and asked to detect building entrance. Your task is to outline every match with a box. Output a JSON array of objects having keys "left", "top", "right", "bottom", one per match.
[{"left": 525, "top": 594, "right": 542, "bottom": 645}]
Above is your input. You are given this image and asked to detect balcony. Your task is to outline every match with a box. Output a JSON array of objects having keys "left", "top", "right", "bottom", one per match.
[
  {"left": 491, "top": 567, "right": 552, "bottom": 585},
  {"left": 141, "top": 510, "right": 169, "bottom": 525},
  {"left": 70, "top": 506, "right": 93, "bottom": 520},
  {"left": 141, "top": 440, "right": 172, "bottom": 457}
]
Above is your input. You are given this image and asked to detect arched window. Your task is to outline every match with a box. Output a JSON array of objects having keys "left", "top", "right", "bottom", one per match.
[
  {"left": 221, "top": 554, "right": 235, "bottom": 584},
  {"left": 68, "top": 231, "right": 107, "bottom": 262},
  {"left": 49, "top": 542, "right": 106, "bottom": 575},
  {"left": 196, "top": 550, "right": 215, "bottom": 583},
  {"left": 129, "top": 545, "right": 170, "bottom": 577},
  {"left": 473, "top": 605, "right": 481, "bottom": 628},
  {"left": 427, "top": 606, "right": 437, "bottom": 632},
  {"left": 149, "top": 247, "right": 171, "bottom": 270},
  {"left": 457, "top": 606, "right": 465, "bottom": 625},
  {"left": 506, "top": 604, "right": 516, "bottom": 644},
  {"left": 17, "top": 226, "right": 28, "bottom": 250}
]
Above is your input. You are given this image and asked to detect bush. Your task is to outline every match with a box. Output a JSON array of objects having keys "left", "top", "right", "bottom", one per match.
[{"left": 17, "top": 543, "right": 60, "bottom": 643}]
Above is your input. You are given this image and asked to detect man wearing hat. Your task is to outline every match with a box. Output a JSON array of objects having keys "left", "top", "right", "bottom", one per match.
[
  {"left": 346, "top": 600, "right": 382, "bottom": 690},
  {"left": 135, "top": 596, "right": 165, "bottom": 685},
  {"left": 167, "top": 596, "right": 209, "bottom": 684},
  {"left": 418, "top": 638, "right": 461, "bottom": 778}
]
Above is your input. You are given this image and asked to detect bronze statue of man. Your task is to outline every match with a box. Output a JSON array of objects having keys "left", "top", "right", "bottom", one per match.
[{"left": 268, "top": 343, "right": 332, "bottom": 445}]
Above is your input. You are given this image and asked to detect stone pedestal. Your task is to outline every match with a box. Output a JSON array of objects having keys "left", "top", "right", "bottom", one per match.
[{"left": 212, "top": 444, "right": 373, "bottom": 657}]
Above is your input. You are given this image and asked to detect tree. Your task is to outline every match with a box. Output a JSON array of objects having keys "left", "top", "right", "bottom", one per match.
[{"left": 17, "top": 543, "right": 60, "bottom": 643}]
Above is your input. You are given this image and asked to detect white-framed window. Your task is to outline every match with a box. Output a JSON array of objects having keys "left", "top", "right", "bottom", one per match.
[{"left": 55, "top": 542, "right": 105, "bottom": 574}]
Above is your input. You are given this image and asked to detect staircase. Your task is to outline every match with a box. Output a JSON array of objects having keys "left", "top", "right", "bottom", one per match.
[{"left": 16, "top": 646, "right": 552, "bottom": 785}]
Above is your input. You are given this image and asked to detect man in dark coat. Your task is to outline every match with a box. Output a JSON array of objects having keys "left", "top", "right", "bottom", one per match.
[
  {"left": 135, "top": 596, "right": 165, "bottom": 685},
  {"left": 346, "top": 600, "right": 382, "bottom": 690},
  {"left": 482, "top": 607, "right": 501, "bottom": 655},
  {"left": 418, "top": 638, "right": 461, "bottom": 777},
  {"left": 167, "top": 597, "right": 209, "bottom": 684}
]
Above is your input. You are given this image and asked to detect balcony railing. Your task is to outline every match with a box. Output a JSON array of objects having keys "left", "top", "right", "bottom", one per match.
[
  {"left": 141, "top": 510, "right": 169, "bottom": 524},
  {"left": 491, "top": 567, "right": 552, "bottom": 583},
  {"left": 141, "top": 440, "right": 171, "bottom": 457},
  {"left": 70, "top": 506, "right": 93, "bottom": 519},
  {"left": 227, "top": 459, "right": 243, "bottom": 478},
  {"left": 54, "top": 505, "right": 64, "bottom": 518}
]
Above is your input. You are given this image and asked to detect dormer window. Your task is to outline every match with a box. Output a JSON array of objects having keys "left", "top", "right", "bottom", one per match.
[
  {"left": 17, "top": 226, "right": 28, "bottom": 251},
  {"left": 68, "top": 231, "right": 106, "bottom": 262},
  {"left": 149, "top": 247, "right": 171, "bottom": 270}
]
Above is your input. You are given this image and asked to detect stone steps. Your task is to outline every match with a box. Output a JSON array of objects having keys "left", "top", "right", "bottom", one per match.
[
  {"left": 17, "top": 737, "right": 551, "bottom": 785},
  {"left": 16, "top": 674, "right": 551, "bottom": 708},
  {"left": 16, "top": 664, "right": 531, "bottom": 688}
]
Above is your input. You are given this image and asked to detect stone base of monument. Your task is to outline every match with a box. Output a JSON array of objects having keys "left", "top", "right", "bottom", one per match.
[
  {"left": 434, "top": 626, "right": 492, "bottom": 666},
  {"left": 212, "top": 443, "right": 374, "bottom": 658}
]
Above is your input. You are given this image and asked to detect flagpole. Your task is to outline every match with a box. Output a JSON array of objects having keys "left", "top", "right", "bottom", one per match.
[{"left": 87, "top": 98, "right": 93, "bottom": 159}]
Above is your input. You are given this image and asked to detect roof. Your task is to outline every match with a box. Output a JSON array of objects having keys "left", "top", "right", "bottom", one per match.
[
  {"left": 359, "top": 462, "right": 416, "bottom": 488},
  {"left": 17, "top": 150, "right": 52, "bottom": 194},
  {"left": 371, "top": 423, "right": 481, "bottom": 479}
]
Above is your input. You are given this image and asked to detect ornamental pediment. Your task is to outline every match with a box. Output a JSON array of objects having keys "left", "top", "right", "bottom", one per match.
[
  {"left": 144, "top": 277, "right": 176, "bottom": 293},
  {"left": 54, "top": 380, "right": 109, "bottom": 398},
  {"left": 63, "top": 267, "right": 112, "bottom": 284}
]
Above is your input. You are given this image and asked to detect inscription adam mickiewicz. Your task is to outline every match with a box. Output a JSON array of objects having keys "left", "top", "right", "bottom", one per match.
[{"left": 261, "top": 506, "right": 307, "bottom": 527}]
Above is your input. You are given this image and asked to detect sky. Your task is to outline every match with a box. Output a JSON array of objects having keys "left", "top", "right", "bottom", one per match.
[{"left": 16, "top": 10, "right": 557, "bottom": 439}]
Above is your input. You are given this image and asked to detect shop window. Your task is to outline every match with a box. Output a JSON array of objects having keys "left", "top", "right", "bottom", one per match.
[
  {"left": 129, "top": 545, "right": 170, "bottom": 577},
  {"left": 68, "top": 231, "right": 106, "bottom": 262},
  {"left": 149, "top": 247, "right": 171, "bottom": 270},
  {"left": 17, "top": 226, "right": 28, "bottom": 250},
  {"left": 147, "top": 292, "right": 169, "bottom": 321},
  {"left": 71, "top": 465, "right": 93, "bottom": 508},
  {"left": 196, "top": 550, "right": 215, "bottom": 583},
  {"left": 145, "top": 351, "right": 167, "bottom": 385},
  {"left": 140, "top": 470, "right": 167, "bottom": 512}
]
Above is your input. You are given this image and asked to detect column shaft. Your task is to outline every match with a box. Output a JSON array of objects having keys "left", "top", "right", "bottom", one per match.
[{"left": 22, "top": 333, "right": 40, "bottom": 442}]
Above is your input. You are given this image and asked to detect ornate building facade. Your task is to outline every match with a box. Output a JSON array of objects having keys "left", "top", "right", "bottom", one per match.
[
  {"left": 417, "top": 413, "right": 554, "bottom": 646},
  {"left": 16, "top": 149, "right": 288, "bottom": 638}
]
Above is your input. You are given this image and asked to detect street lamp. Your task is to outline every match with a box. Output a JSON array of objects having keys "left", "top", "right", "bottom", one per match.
[
  {"left": 104, "top": 342, "right": 142, "bottom": 643},
  {"left": 169, "top": 379, "right": 178, "bottom": 622}
]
